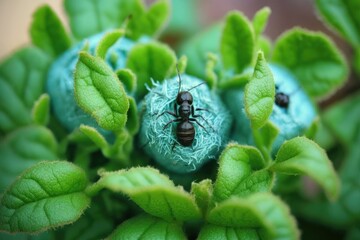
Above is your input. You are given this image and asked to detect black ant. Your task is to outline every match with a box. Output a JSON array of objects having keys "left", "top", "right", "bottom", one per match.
[
  {"left": 157, "top": 66, "right": 213, "bottom": 148},
  {"left": 275, "top": 85, "right": 291, "bottom": 108}
]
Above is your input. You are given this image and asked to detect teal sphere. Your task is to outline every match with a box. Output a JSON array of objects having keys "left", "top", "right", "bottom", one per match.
[
  {"left": 46, "top": 32, "right": 138, "bottom": 138},
  {"left": 139, "top": 75, "right": 232, "bottom": 174},
  {"left": 224, "top": 64, "right": 317, "bottom": 153}
]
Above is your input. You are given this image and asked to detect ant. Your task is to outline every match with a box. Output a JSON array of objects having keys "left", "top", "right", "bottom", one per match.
[
  {"left": 157, "top": 66, "right": 213, "bottom": 148},
  {"left": 275, "top": 85, "right": 290, "bottom": 108}
]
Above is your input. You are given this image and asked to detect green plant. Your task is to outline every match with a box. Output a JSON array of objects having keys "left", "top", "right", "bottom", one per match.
[{"left": 0, "top": 1, "right": 352, "bottom": 239}]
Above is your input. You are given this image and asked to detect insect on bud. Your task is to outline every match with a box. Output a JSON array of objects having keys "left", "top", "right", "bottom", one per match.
[{"left": 139, "top": 74, "right": 232, "bottom": 174}]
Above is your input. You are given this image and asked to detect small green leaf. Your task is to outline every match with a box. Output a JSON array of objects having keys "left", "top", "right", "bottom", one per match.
[
  {"left": 270, "top": 136, "right": 340, "bottom": 200},
  {"left": 315, "top": 0, "right": 360, "bottom": 47},
  {"left": 207, "top": 193, "right": 299, "bottom": 239},
  {"left": 0, "top": 161, "right": 90, "bottom": 233},
  {"left": 218, "top": 72, "right": 252, "bottom": 89},
  {"left": 213, "top": 143, "right": 273, "bottom": 202},
  {"left": 191, "top": 179, "right": 213, "bottom": 216},
  {"left": 127, "top": 0, "right": 170, "bottom": 40},
  {"left": 273, "top": 28, "right": 348, "bottom": 97},
  {"left": 116, "top": 68, "right": 137, "bottom": 93},
  {"left": 0, "top": 126, "right": 58, "bottom": 192},
  {"left": 255, "top": 121, "right": 279, "bottom": 152},
  {"left": 87, "top": 167, "right": 201, "bottom": 221},
  {"left": 220, "top": 11, "right": 255, "bottom": 73},
  {"left": 74, "top": 52, "right": 129, "bottom": 131},
  {"left": 252, "top": 7, "right": 271, "bottom": 39},
  {"left": 109, "top": 214, "right": 186, "bottom": 239},
  {"left": 126, "top": 42, "right": 176, "bottom": 98},
  {"left": 198, "top": 225, "right": 259, "bottom": 240},
  {"left": 64, "top": 0, "right": 143, "bottom": 40},
  {"left": 0, "top": 47, "right": 51, "bottom": 133},
  {"left": 205, "top": 53, "right": 218, "bottom": 89},
  {"left": 245, "top": 51, "right": 275, "bottom": 129},
  {"left": 30, "top": 5, "right": 71, "bottom": 57},
  {"left": 79, "top": 124, "right": 108, "bottom": 149},
  {"left": 305, "top": 117, "right": 320, "bottom": 140},
  {"left": 31, "top": 93, "right": 50, "bottom": 126},
  {"left": 126, "top": 97, "right": 139, "bottom": 135},
  {"left": 176, "top": 55, "right": 188, "bottom": 74},
  {"left": 95, "top": 30, "right": 125, "bottom": 59}
]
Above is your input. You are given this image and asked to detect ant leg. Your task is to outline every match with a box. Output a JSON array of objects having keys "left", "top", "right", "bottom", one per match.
[
  {"left": 157, "top": 101, "right": 178, "bottom": 119},
  {"left": 191, "top": 106, "right": 215, "bottom": 132},
  {"left": 195, "top": 107, "right": 211, "bottom": 113},
  {"left": 189, "top": 118, "right": 209, "bottom": 134},
  {"left": 163, "top": 118, "right": 181, "bottom": 130},
  {"left": 157, "top": 111, "right": 177, "bottom": 119}
]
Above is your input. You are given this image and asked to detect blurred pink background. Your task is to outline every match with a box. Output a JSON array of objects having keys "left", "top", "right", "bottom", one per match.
[{"left": 0, "top": 0, "right": 351, "bottom": 59}]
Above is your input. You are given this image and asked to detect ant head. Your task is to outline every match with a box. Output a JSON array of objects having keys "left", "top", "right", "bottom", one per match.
[{"left": 177, "top": 91, "right": 193, "bottom": 105}]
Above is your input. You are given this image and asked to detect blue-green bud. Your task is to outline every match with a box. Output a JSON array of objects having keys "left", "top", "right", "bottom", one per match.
[
  {"left": 224, "top": 64, "right": 317, "bottom": 153},
  {"left": 139, "top": 75, "right": 232, "bottom": 173},
  {"left": 46, "top": 32, "right": 139, "bottom": 138}
]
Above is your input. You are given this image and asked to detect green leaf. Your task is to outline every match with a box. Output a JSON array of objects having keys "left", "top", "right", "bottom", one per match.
[
  {"left": 252, "top": 7, "right": 271, "bottom": 39},
  {"left": 218, "top": 72, "right": 252, "bottom": 89},
  {"left": 64, "top": 0, "right": 169, "bottom": 40},
  {"left": 116, "top": 68, "right": 137, "bottom": 93},
  {"left": 79, "top": 124, "right": 108, "bottom": 149},
  {"left": 204, "top": 53, "right": 218, "bottom": 89},
  {"left": 109, "top": 214, "right": 186, "bottom": 239},
  {"left": 102, "top": 129, "right": 132, "bottom": 165},
  {"left": 0, "top": 126, "right": 58, "bottom": 192},
  {"left": 245, "top": 51, "right": 275, "bottom": 129},
  {"left": 255, "top": 121, "right": 279, "bottom": 152},
  {"left": 213, "top": 143, "right": 273, "bottom": 202},
  {"left": 198, "top": 225, "right": 259, "bottom": 240},
  {"left": 95, "top": 30, "right": 125, "bottom": 59},
  {"left": 289, "top": 130, "right": 360, "bottom": 228},
  {"left": 87, "top": 167, "right": 201, "bottom": 221},
  {"left": 0, "top": 161, "right": 90, "bottom": 233},
  {"left": 64, "top": 0, "right": 143, "bottom": 40},
  {"left": 74, "top": 52, "right": 129, "bottom": 131},
  {"left": 191, "top": 179, "right": 213, "bottom": 216},
  {"left": 305, "top": 117, "right": 320, "bottom": 140},
  {"left": 270, "top": 136, "right": 340, "bottom": 200},
  {"left": 207, "top": 193, "right": 299, "bottom": 239},
  {"left": 322, "top": 92, "right": 360, "bottom": 146},
  {"left": 220, "top": 11, "right": 255, "bottom": 74},
  {"left": 0, "top": 47, "right": 51, "bottom": 133},
  {"left": 31, "top": 94, "right": 50, "bottom": 126},
  {"left": 30, "top": 5, "right": 71, "bottom": 57},
  {"left": 127, "top": 0, "right": 170, "bottom": 40},
  {"left": 126, "top": 42, "right": 176, "bottom": 98},
  {"left": 272, "top": 28, "right": 348, "bottom": 97},
  {"left": 315, "top": 0, "right": 360, "bottom": 47}
]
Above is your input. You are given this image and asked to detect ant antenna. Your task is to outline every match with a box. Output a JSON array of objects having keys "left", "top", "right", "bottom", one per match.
[
  {"left": 187, "top": 82, "right": 205, "bottom": 92},
  {"left": 176, "top": 64, "right": 182, "bottom": 94}
]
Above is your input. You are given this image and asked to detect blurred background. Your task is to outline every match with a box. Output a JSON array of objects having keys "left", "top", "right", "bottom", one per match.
[
  {"left": 0, "top": 0, "right": 351, "bottom": 57},
  {"left": 0, "top": 0, "right": 357, "bottom": 106}
]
